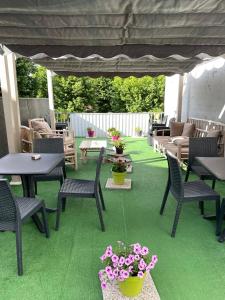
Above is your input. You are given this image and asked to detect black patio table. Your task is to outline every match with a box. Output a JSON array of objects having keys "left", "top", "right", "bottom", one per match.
[
  {"left": 0, "top": 153, "right": 64, "bottom": 232},
  {"left": 196, "top": 157, "right": 225, "bottom": 242}
]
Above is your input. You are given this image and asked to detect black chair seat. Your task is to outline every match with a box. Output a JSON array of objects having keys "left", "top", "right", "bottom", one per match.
[
  {"left": 60, "top": 178, "right": 95, "bottom": 196},
  {"left": 33, "top": 167, "right": 63, "bottom": 181},
  {"left": 15, "top": 197, "right": 43, "bottom": 220},
  {"left": 183, "top": 181, "right": 219, "bottom": 200}
]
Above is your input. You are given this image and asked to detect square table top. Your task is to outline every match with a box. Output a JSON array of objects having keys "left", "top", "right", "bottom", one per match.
[
  {"left": 0, "top": 153, "right": 64, "bottom": 175},
  {"left": 79, "top": 140, "right": 107, "bottom": 150},
  {"left": 196, "top": 157, "right": 225, "bottom": 181}
]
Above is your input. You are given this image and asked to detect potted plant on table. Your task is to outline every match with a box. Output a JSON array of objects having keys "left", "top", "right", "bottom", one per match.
[
  {"left": 99, "top": 241, "right": 158, "bottom": 297},
  {"left": 112, "top": 160, "right": 127, "bottom": 185},
  {"left": 111, "top": 129, "right": 120, "bottom": 141},
  {"left": 87, "top": 127, "right": 95, "bottom": 138},
  {"left": 135, "top": 127, "right": 142, "bottom": 137},
  {"left": 113, "top": 140, "right": 126, "bottom": 155}
]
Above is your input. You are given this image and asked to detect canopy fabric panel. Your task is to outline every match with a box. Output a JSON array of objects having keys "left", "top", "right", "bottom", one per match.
[
  {"left": 1, "top": 0, "right": 225, "bottom": 75},
  {"left": 30, "top": 54, "right": 213, "bottom": 76}
]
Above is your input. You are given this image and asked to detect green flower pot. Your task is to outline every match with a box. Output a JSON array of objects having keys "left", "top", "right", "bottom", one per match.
[
  {"left": 118, "top": 274, "right": 146, "bottom": 297},
  {"left": 112, "top": 171, "right": 126, "bottom": 185}
]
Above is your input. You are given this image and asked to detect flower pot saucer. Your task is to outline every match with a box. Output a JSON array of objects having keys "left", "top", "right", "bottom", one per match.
[
  {"left": 105, "top": 178, "right": 132, "bottom": 190},
  {"left": 100, "top": 271, "right": 160, "bottom": 300}
]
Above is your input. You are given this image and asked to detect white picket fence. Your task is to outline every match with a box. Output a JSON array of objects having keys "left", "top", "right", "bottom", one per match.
[{"left": 70, "top": 112, "right": 149, "bottom": 137}]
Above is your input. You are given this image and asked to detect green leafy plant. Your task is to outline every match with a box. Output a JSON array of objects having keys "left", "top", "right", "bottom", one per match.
[
  {"left": 111, "top": 130, "right": 120, "bottom": 137},
  {"left": 113, "top": 140, "right": 126, "bottom": 150},
  {"left": 87, "top": 127, "right": 93, "bottom": 131},
  {"left": 112, "top": 160, "right": 127, "bottom": 173},
  {"left": 135, "top": 127, "right": 142, "bottom": 132},
  {"left": 108, "top": 127, "right": 117, "bottom": 133}
]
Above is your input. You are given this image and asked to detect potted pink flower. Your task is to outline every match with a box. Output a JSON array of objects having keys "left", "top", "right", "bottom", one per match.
[
  {"left": 87, "top": 127, "right": 95, "bottom": 137},
  {"left": 99, "top": 241, "right": 158, "bottom": 297},
  {"left": 111, "top": 129, "right": 120, "bottom": 141}
]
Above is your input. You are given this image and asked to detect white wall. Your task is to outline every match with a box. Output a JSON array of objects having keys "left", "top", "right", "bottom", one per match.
[{"left": 182, "top": 57, "right": 225, "bottom": 123}]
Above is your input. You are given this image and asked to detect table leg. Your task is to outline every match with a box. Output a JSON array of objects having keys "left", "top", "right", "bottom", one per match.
[{"left": 21, "top": 175, "right": 45, "bottom": 233}]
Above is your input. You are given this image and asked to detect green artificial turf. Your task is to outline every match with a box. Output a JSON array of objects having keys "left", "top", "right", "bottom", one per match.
[{"left": 1, "top": 137, "right": 225, "bottom": 300}]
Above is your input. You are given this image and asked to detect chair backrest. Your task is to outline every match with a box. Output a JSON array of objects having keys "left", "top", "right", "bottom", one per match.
[
  {"left": 33, "top": 138, "right": 64, "bottom": 154},
  {"left": 94, "top": 148, "right": 105, "bottom": 192},
  {"left": 0, "top": 179, "right": 17, "bottom": 225},
  {"left": 188, "top": 137, "right": 218, "bottom": 167},
  {"left": 28, "top": 118, "right": 45, "bottom": 129},
  {"left": 166, "top": 151, "right": 184, "bottom": 198}
]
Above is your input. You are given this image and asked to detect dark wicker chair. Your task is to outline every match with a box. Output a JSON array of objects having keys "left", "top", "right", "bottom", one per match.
[
  {"left": 55, "top": 148, "right": 106, "bottom": 232},
  {"left": 185, "top": 137, "right": 218, "bottom": 214},
  {"left": 0, "top": 179, "right": 49, "bottom": 275},
  {"left": 33, "top": 138, "right": 65, "bottom": 195},
  {"left": 160, "top": 151, "right": 220, "bottom": 237}
]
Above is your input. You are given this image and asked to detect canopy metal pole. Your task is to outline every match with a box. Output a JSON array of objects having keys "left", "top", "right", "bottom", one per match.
[
  {"left": 47, "top": 69, "right": 56, "bottom": 129},
  {"left": 0, "top": 52, "right": 21, "bottom": 153}
]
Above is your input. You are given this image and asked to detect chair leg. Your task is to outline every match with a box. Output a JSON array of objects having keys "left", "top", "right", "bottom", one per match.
[
  {"left": 99, "top": 183, "right": 106, "bottom": 211},
  {"left": 16, "top": 227, "right": 23, "bottom": 276},
  {"left": 171, "top": 202, "right": 182, "bottom": 238},
  {"left": 62, "top": 198, "right": 67, "bottom": 212},
  {"left": 95, "top": 193, "right": 105, "bottom": 232},
  {"left": 217, "top": 198, "right": 225, "bottom": 237},
  {"left": 160, "top": 176, "right": 170, "bottom": 215},
  {"left": 40, "top": 206, "right": 50, "bottom": 238},
  {"left": 55, "top": 195, "right": 63, "bottom": 231},
  {"left": 185, "top": 168, "right": 190, "bottom": 182},
  {"left": 212, "top": 179, "right": 216, "bottom": 190},
  {"left": 34, "top": 181, "right": 37, "bottom": 195},
  {"left": 199, "top": 201, "right": 204, "bottom": 215}
]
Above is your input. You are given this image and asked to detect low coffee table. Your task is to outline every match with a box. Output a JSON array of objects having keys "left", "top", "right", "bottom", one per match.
[{"left": 79, "top": 140, "right": 107, "bottom": 160}]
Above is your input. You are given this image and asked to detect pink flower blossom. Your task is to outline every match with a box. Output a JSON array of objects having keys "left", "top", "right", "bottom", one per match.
[
  {"left": 152, "top": 255, "right": 158, "bottom": 264},
  {"left": 100, "top": 254, "right": 106, "bottom": 262},
  {"left": 128, "top": 266, "right": 133, "bottom": 273},
  {"left": 113, "top": 268, "right": 119, "bottom": 277},
  {"left": 128, "top": 254, "right": 135, "bottom": 262},
  {"left": 125, "top": 258, "right": 132, "bottom": 266},
  {"left": 113, "top": 262, "right": 118, "bottom": 268},
  {"left": 138, "top": 260, "right": 147, "bottom": 271},
  {"left": 141, "top": 246, "right": 149, "bottom": 256},
  {"left": 146, "top": 262, "right": 155, "bottom": 271},
  {"left": 133, "top": 243, "right": 141, "bottom": 255},
  {"left": 101, "top": 281, "right": 107, "bottom": 289},
  {"left": 134, "top": 254, "right": 140, "bottom": 261},
  {"left": 107, "top": 273, "right": 115, "bottom": 281},
  {"left": 98, "top": 271, "right": 103, "bottom": 279},
  {"left": 138, "top": 271, "right": 144, "bottom": 278},
  {"left": 119, "top": 256, "right": 125, "bottom": 264},
  {"left": 122, "top": 270, "right": 129, "bottom": 279},
  {"left": 117, "top": 276, "right": 124, "bottom": 282},
  {"left": 111, "top": 254, "right": 119, "bottom": 263},
  {"left": 105, "top": 266, "right": 112, "bottom": 274}
]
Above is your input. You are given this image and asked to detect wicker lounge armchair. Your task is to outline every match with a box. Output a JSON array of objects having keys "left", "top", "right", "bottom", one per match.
[
  {"left": 160, "top": 151, "right": 220, "bottom": 237},
  {"left": 55, "top": 148, "right": 106, "bottom": 232},
  {"left": 0, "top": 179, "right": 49, "bottom": 275}
]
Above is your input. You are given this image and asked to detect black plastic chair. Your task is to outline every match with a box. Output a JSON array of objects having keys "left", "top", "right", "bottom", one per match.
[
  {"left": 33, "top": 138, "right": 65, "bottom": 194},
  {"left": 55, "top": 147, "right": 106, "bottom": 232},
  {"left": 0, "top": 179, "right": 49, "bottom": 275},
  {"left": 160, "top": 151, "right": 220, "bottom": 237},
  {"left": 185, "top": 137, "right": 218, "bottom": 214}
]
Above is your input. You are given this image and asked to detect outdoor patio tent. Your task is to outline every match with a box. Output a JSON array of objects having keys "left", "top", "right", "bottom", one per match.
[
  {"left": 1, "top": 0, "right": 225, "bottom": 154},
  {"left": 1, "top": 0, "right": 225, "bottom": 76}
]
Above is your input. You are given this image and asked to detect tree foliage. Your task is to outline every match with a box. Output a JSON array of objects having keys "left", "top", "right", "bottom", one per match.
[{"left": 16, "top": 58, "right": 165, "bottom": 112}]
